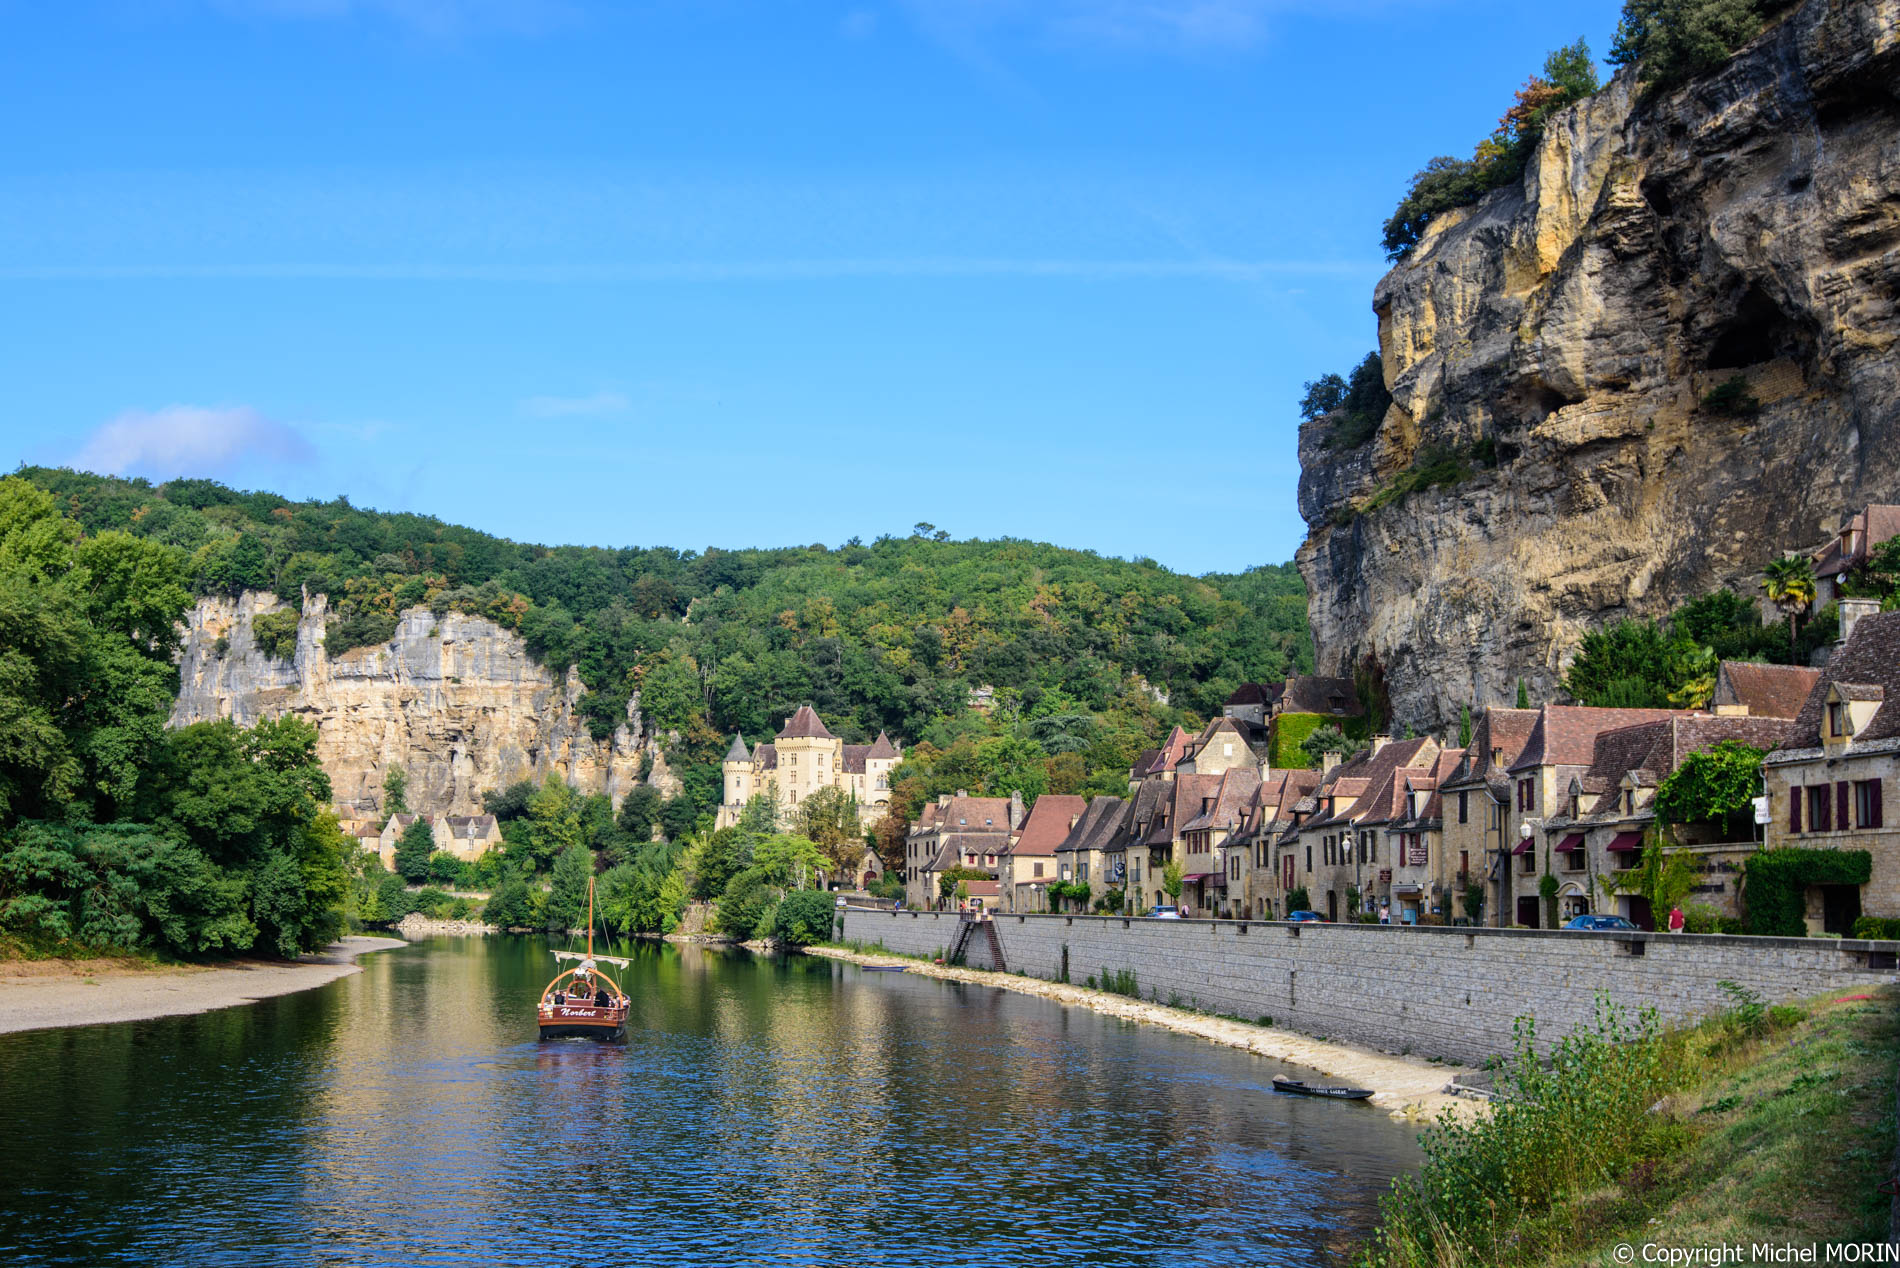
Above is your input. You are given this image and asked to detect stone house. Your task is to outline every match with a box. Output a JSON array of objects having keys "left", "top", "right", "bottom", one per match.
[
  {"left": 717, "top": 706, "right": 900, "bottom": 829},
  {"left": 1536, "top": 715, "right": 1794, "bottom": 928},
  {"left": 1762, "top": 610, "right": 1900, "bottom": 932},
  {"left": 1500, "top": 705, "right": 1687, "bottom": 928},
  {"left": 1221, "top": 681, "right": 1282, "bottom": 728},
  {"left": 1129, "top": 725, "right": 1193, "bottom": 784},
  {"left": 1138, "top": 773, "right": 1221, "bottom": 915},
  {"left": 1049, "top": 795, "right": 1134, "bottom": 913},
  {"left": 1292, "top": 737, "right": 1439, "bottom": 923},
  {"left": 904, "top": 792, "right": 1018, "bottom": 910},
  {"left": 997, "top": 794, "right": 1087, "bottom": 913},
  {"left": 1175, "top": 716, "right": 1269, "bottom": 777},
  {"left": 1435, "top": 707, "right": 1540, "bottom": 928},
  {"left": 1230, "top": 768, "right": 1321, "bottom": 920},
  {"left": 1378, "top": 751, "right": 1464, "bottom": 923},
  {"left": 1810, "top": 504, "right": 1900, "bottom": 606},
  {"left": 1178, "top": 767, "right": 1261, "bottom": 918},
  {"left": 375, "top": 811, "right": 501, "bottom": 870}
]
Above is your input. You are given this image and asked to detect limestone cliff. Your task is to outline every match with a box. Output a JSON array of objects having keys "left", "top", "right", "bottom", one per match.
[
  {"left": 172, "top": 591, "right": 676, "bottom": 816},
  {"left": 1297, "top": 0, "right": 1900, "bottom": 732}
]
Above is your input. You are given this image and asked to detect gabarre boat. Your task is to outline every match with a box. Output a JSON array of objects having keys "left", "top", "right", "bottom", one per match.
[
  {"left": 1272, "top": 1076, "right": 1374, "bottom": 1100},
  {"left": 537, "top": 877, "right": 631, "bottom": 1042}
]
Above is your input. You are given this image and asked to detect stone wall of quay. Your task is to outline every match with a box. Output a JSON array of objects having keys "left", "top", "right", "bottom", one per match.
[{"left": 840, "top": 909, "right": 1899, "bottom": 1064}]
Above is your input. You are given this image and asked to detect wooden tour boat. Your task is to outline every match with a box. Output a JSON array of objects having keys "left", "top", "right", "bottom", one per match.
[
  {"left": 1272, "top": 1076, "right": 1374, "bottom": 1101},
  {"left": 537, "top": 877, "right": 631, "bottom": 1042}
]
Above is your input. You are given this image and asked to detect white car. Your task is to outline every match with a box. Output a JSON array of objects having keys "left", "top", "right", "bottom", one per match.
[{"left": 1148, "top": 905, "right": 1181, "bottom": 919}]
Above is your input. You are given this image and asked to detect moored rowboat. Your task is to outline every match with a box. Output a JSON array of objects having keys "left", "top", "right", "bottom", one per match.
[{"left": 1272, "top": 1076, "right": 1374, "bottom": 1100}]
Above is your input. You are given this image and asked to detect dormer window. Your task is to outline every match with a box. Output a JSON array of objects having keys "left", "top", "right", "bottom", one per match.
[
  {"left": 1829, "top": 701, "right": 1847, "bottom": 737},
  {"left": 1624, "top": 789, "right": 1634, "bottom": 815}
]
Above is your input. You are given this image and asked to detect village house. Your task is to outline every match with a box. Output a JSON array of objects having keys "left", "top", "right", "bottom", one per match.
[
  {"left": 1810, "top": 504, "right": 1900, "bottom": 606},
  {"left": 1762, "top": 607, "right": 1900, "bottom": 932},
  {"left": 1178, "top": 767, "right": 1260, "bottom": 918},
  {"left": 1536, "top": 714, "right": 1795, "bottom": 928},
  {"left": 1499, "top": 705, "right": 1688, "bottom": 927},
  {"left": 374, "top": 811, "right": 502, "bottom": 870},
  {"left": 1230, "top": 768, "right": 1321, "bottom": 920},
  {"left": 1175, "top": 715, "right": 1269, "bottom": 776},
  {"left": 1059, "top": 795, "right": 1136, "bottom": 911},
  {"left": 997, "top": 794, "right": 1088, "bottom": 913},
  {"left": 717, "top": 706, "right": 900, "bottom": 829},
  {"left": 904, "top": 792, "right": 1019, "bottom": 910},
  {"left": 1377, "top": 750, "right": 1464, "bottom": 923},
  {"left": 1435, "top": 708, "right": 1540, "bottom": 929},
  {"left": 1287, "top": 737, "right": 1439, "bottom": 923}
]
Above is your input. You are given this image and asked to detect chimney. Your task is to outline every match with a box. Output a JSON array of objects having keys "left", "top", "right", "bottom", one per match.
[
  {"left": 1840, "top": 596, "right": 1880, "bottom": 647},
  {"left": 1369, "top": 734, "right": 1392, "bottom": 756},
  {"left": 1322, "top": 750, "right": 1343, "bottom": 772},
  {"left": 1008, "top": 790, "right": 1024, "bottom": 831}
]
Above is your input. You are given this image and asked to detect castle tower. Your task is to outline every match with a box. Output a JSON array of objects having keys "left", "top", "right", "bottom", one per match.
[
  {"left": 722, "top": 733, "right": 753, "bottom": 812},
  {"left": 774, "top": 705, "right": 838, "bottom": 808}
]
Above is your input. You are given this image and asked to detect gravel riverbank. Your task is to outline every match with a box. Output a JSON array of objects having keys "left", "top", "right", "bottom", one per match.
[
  {"left": 0, "top": 936, "right": 408, "bottom": 1036},
  {"left": 807, "top": 944, "right": 1476, "bottom": 1119}
]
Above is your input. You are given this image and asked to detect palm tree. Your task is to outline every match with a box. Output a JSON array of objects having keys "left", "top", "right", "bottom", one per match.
[{"left": 1762, "top": 555, "right": 1817, "bottom": 662}]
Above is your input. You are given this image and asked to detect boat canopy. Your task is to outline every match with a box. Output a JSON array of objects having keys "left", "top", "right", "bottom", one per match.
[{"left": 552, "top": 950, "right": 632, "bottom": 969}]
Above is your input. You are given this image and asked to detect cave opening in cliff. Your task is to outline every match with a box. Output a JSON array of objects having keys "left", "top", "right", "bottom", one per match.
[{"left": 1707, "top": 286, "right": 1808, "bottom": 371}]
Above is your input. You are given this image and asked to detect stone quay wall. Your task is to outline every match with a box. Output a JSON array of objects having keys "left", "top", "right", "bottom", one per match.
[{"left": 840, "top": 909, "right": 1898, "bottom": 1064}]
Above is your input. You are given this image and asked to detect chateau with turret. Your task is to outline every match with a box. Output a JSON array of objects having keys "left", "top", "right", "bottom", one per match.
[{"left": 717, "top": 705, "right": 900, "bottom": 828}]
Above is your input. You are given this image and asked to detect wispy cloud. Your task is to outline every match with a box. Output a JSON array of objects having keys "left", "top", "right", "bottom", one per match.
[
  {"left": 72, "top": 405, "right": 315, "bottom": 479},
  {"left": 518, "top": 390, "right": 631, "bottom": 418},
  {"left": 206, "top": 0, "right": 576, "bottom": 36}
]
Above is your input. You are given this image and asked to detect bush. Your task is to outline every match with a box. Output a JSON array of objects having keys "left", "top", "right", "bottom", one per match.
[
  {"left": 1741, "top": 848, "right": 1872, "bottom": 936},
  {"left": 251, "top": 609, "right": 300, "bottom": 661},
  {"left": 1322, "top": 353, "right": 1390, "bottom": 449},
  {"left": 771, "top": 889, "right": 836, "bottom": 946},
  {"left": 718, "top": 869, "right": 778, "bottom": 939},
  {"left": 1701, "top": 374, "right": 1760, "bottom": 417},
  {"left": 426, "top": 850, "right": 467, "bottom": 888},
  {"left": 1362, "top": 996, "right": 1669, "bottom": 1266},
  {"left": 324, "top": 608, "right": 399, "bottom": 658},
  {"left": 1271, "top": 713, "right": 1327, "bottom": 769},
  {"left": 484, "top": 879, "right": 534, "bottom": 930},
  {"left": 1852, "top": 916, "right": 1900, "bottom": 941}
]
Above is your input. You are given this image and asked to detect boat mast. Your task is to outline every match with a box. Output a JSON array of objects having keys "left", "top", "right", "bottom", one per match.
[{"left": 586, "top": 875, "right": 595, "bottom": 958}]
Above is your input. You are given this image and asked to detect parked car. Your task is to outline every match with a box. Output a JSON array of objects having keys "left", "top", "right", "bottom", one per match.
[
  {"left": 1148, "top": 905, "right": 1181, "bottom": 919},
  {"left": 1284, "top": 910, "right": 1329, "bottom": 923},
  {"left": 1562, "top": 914, "right": 1638, "bottom": 931}
]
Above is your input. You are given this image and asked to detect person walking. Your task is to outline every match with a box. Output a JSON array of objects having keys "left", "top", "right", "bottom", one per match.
[{"left": 1667, "top": 905, "right": 1686, "bottom": 933}]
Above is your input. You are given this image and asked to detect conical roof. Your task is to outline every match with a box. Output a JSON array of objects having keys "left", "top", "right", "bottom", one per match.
[
  {"left": 724, "top": 733, "right": 751, "bottom": 763},
  {"left": 776, "top": 705, "right": 835, "bottom": 740},
  {"left": 865, "top": 731, "right": 899, "bottom": 760}
]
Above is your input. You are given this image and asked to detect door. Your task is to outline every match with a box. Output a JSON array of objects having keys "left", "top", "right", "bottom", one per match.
[
  {"left": 1624, "top": 896, "right": 1654, "bottom": 931},
  {"left": 1821, "top": 884, "right": 1862, "bottom": 935},
  {"left": 1516, "top": 896, "right": 1540, "bottom": 929},
  {"left": 1325, "top": 890, "right": 1337, "bottom": 922}
]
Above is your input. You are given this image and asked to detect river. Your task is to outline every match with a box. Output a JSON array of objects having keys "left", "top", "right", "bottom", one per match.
[{"left": 0, "top": 937, "right": 1422, "bottom": 1266}]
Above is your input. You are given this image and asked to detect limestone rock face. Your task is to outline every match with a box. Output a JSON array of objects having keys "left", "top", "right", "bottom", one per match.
[
  {"left": 172, "top": 591, "right": 674, "bottom": 815},
  {"left": 1298, "top": 0, "right": 1900, "bottom": 732}
]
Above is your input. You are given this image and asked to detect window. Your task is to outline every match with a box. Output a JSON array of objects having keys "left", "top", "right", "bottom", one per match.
[
  {"left": 1459, "top": 849, "right": 1469, "bottom": 878},
  {"left": 1458, "top": 791, "right": 1468, "bottom": 824},
  {"left": 1624, "top": 789, "right": 1634, "bottom": 815},
  {"left": 1519, "top": 851, "right": 1534, "bottom": 874},
  {"left": 1828, "top": 701, "right": 1846, "bottom": 737},
  {"left": 1517, "top": 780, "right": 1532, "bottom": 811},
  {"left": 1856, "top": 779, "right": 1884, "bottom": 829},
  {"left": 1807, "top": 785, "right": 1832, "bottom": 833},
  {"left": 1305, "top": 845, "right": 1313, "bottom": 872}
]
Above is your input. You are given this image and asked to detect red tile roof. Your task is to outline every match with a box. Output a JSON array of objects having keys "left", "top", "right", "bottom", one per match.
[
  {"left": 1713, "top": 661, "right": 1822, "bottom": 719},
  {"left": 1508, "top": 705, "right": 1687, "bottom": 772},
  {"left": 1779, "top": 611, "right": 1900, "bottom": 747},
  {"left": 1009, "top": 795, "right": 1089, "bottom": 856},
  {"left": 776, "top": 705, "right": 835, "bottom": 740}
]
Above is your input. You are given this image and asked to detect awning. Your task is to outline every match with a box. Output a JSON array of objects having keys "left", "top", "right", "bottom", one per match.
[
  {"left": 1392, "top": 883, "right": 1422, "bottom": 896},
  {"left": 1606, "top": 832, "right": 1644, "bottom": 853},
  {"left": 1511, "top": 838, "right": 1534, "bottom": 856},
  {"left": 1182, "top": 872, "right": 1215, "bottom": 882},
  {"left": 1557, "top": 833, "right": 1586, "bottom": 852}
]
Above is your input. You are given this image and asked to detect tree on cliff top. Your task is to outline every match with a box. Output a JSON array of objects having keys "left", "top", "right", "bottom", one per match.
[
  {"left": 382, "top": 765, "right": 408, "bottom": 817},
  {"left": 1610, "top": 0, "right": 1795, "bottom": 89}
]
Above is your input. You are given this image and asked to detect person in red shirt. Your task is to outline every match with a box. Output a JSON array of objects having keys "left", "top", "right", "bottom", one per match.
[{"left": 1667, "top": 905, "right": 1686, "bottom": 933}]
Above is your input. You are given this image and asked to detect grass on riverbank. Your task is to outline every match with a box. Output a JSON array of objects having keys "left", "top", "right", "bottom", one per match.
[
  {"left": 0, "top": 930, "right": 179, "bottom": 968},
  {"left": 1358, "top": 986, "right": 1898, "bottom": 1266}
]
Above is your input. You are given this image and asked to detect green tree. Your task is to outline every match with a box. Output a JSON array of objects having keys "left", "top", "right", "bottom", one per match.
[
  {"left": 1610, "top": 0, "right": 1782, "bottom": 88},
  {"left": 616, "top": 784, "right": 664, "bottom": 842},
  {"left": 796, "top": 786, "right": 862, "bottom": 878},
  {"left": 1516, "top": 678, "right": 1531, "bottom": 709},
  {"left": 772, "top": 888, "right": 836, "bottom": 946},
  {"left": 1162, "top": 860, "right": 1183, "bottom": 903},
  {"left": 1458, "top": 704, "right": 1474, "bottom": 748},
  {"left": 395, "top": 817, "right": 436, "bottom": 884},
  {"left": 382, "top": 765, "right": 408, "bottom": 816},
  {"left": 484, "top": 879, "right": 535, "bottom": 930},
  {"left": 544, "top": 840, "right": 592, "bottom": 932},
  {"left": 1285, "top": 885, "right": 1311, "bottom": 914},
  {"left": 1300, "top": 724, "right": 1365, "bottom": 770},
  {"left": 1655, "top": 740, "right": 1765, "bottom": 839}
]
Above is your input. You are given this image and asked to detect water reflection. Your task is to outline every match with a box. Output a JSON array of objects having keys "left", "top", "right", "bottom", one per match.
[{"left": 0, "top": 939, "right": 1420, "bottom": 1266}]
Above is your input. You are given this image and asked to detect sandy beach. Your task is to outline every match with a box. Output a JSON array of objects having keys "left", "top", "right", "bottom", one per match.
[
  {"left": 0, "top": 936, "right": 408, "bottom": 1036},
  {"left": 807, "top": 944, "right": 1476, "bottom": 1119}
]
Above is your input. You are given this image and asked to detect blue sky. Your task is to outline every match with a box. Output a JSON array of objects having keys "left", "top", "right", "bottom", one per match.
[{"left": 0, "top": 0, "right": 1623, "bottom": 574}]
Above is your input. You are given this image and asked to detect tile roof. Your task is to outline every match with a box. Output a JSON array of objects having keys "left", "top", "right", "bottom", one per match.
[
  {"left": 1713, "top": 661, "right": 1823, "bottom": 719},
  {"left": 776, "top": 705, "right": 835, "bottom": 740},
  {"left": 1277, "top": 675, "right": 1365, "bottom": 717},
  {"left": 1508, "top": 705, "right": 1687, "bottom": 772},
  {"left": 865, "top": 731, "right": 900, "bottom": 760},
  {"left": 1181, "top": 767, "right": 1261, "bottom": 832},
  {"left": 1570, "top": 714, "right": 1797, "bottom": 816},
  {"left": 842, "top": 745, "right": 870, "bottom": 774},
  {"left": 1009, "top": 795, "right": 1089, "bottom": 856},
  {"left": 1131, "top": 726, "right": 1193, "bottom": 778},
  {"left": 724, "top": 734, "right": 751, "bottom": 763},
  {"left": 755, "top": 742, "right": 778, "bottom": 770},
  {"left": 1224, "top": 682, "right": 1280, "bottom": 707},
  {"left": 1779, "top": 611, "right": 1900, "bottom": 747}
]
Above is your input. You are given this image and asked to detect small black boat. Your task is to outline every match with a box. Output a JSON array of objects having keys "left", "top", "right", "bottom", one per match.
[
  {"left": 1272, "top": 1076, "right": 1374, "bottom": 1100},
  {"left": 862, "top": 966, "right": 908, "bottom": 973}
]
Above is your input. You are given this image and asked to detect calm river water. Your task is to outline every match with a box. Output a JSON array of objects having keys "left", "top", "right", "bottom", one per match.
[{"left": 0, "top": 938, "right": 1422, "bottom": 1267}]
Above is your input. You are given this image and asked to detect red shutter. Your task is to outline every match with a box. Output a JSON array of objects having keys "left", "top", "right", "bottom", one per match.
[
  {"left": 1839, "top": 782, "right": 1851, "bottom": 833},
  {"left": 1790, "top": 787, "right": 1802, "bottom": 834},
  {"left": 1873, "top": 779, "right": 1885, "bottom": 830}
]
